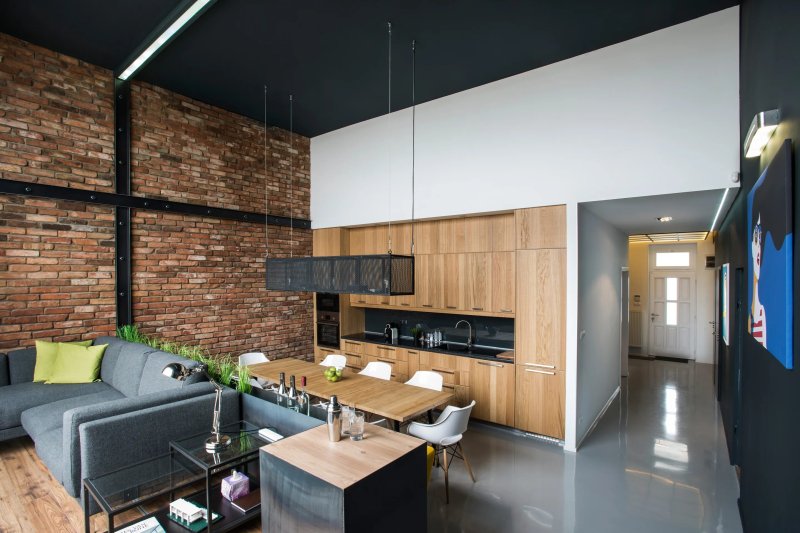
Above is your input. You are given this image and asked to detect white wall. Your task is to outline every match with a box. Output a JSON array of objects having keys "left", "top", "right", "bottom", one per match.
[
  {"left": 311, "top": 7, "right": 739, "bottom": 229},
  {"left": 310, "top": 7, "right": 740, "bottom": 451},
  {"left": 576, "top": 207, "right": 628, "bottom": 445}
]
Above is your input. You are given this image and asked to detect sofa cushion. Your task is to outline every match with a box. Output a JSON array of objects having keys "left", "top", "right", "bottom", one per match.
[
  {"left": 34, "top": 428, "right": 64, "bottom": 483},
  {"left": 106, "top": 341, "right": 153, "bottom": 397},
  {"left": 0, "top": 381, "right": 110, "bottom": 430},
  {"left": 95, "top": 336, "right": 127, "bottom": 384},
  {"left": 137, "top": 350, "right": 205, "bottom": 396},
  {"left": 33, "top": 340, "right": 93, "bottom": 382},
  {"left": 20, "top": 386, "right": 123, "bottom": 439},
  {"left": 47, "top": 343, "right": 108, "bottom": 384},
  {"left": 7, "top": 348, "right": 35, "bottom": 385}
]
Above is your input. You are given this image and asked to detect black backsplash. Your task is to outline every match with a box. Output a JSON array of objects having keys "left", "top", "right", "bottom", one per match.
[{"left": 364, "top": 309, "right": 514, "bottom": 350}]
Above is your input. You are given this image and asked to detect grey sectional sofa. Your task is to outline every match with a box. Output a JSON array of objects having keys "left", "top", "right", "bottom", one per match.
[{"left": 0, "top": 336, "right": 216, "bottom": 498}]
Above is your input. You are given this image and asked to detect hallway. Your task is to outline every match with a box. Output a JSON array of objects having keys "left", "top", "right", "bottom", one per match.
[{"left": 429, "top": 359, "right": 742, "bottom": 532}]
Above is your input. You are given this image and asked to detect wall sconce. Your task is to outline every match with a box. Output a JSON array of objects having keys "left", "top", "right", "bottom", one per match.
[{"left": 744, "top": 109, "right": 780, "bottom": 158}]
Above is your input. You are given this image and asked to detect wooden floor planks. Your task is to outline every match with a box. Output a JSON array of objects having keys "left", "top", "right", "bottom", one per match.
[{"left": 0, "top": 437, "right": 261, "bottom": 533}]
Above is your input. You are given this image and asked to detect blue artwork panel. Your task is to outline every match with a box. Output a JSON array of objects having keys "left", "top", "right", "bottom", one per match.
[{"left": 746, "top": 140, "right": 793, "bottom": 369}]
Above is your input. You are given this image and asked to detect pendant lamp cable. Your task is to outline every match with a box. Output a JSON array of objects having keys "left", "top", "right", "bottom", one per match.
[
  {"left": 264, "top": 85, "right": 269, "bottom": 259},
  {"left": 411, "top": 39, "right": 416, "bottom": 256},
  {"left": 386, "top": 21, "right": 393, "bottom": 255},
  {"left": 289, "top": 94, "right": 294, "bottom": 259}
]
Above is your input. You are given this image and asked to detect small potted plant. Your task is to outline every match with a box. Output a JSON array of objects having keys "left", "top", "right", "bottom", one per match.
[{"left": 410, "top": 325, "right": 424, "bottom": 347}]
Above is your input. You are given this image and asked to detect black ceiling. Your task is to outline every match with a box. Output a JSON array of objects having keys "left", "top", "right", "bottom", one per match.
[{"left": 1, "top": 0, "right": 737, "bottom": 137}]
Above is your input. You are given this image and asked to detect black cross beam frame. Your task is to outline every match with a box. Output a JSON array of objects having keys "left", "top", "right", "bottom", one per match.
[{"left": 115, "top": 80, "right": 132, "bottom": 327}]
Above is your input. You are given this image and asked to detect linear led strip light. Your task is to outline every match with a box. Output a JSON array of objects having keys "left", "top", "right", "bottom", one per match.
[
  {"left": 743, "top": 109, "right": 780, "bottom": 158},
  {"left": 709, "top": 187, "right": 730, "bottom": 233},
  {"left": 118, "top": 0, "right": 216, "bottom": 81}
]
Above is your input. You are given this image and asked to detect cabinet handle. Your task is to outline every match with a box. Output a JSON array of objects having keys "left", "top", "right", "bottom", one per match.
[
  {"left": 524, "top": 362, "right": 556, "bottom": 369},
  {"left": 472, "top": 307, "right": 484, "bottom": 311},
  {"left": 377, "top": 358, "right": 396, "bottom": 365},
  {"left": 525, "top": 369, "right": 555, "bottom": 375},
  {"left": 357, "top": 299, "right": 366, "bottom": 303},
  {"left": 401, "top": 303, "right": 410, "bottom": 306},
  {"left": 500, "top": 308, "right": 513, "bottom": 313},
  {"left": 446, "top": 306, "right": 457, "bottom": 309},
  {"left": 477, "top": 361, "right": 503, "bottom": 368},
  {"left": 432, "top": 367, "right": 455, "bottom": 374},
  {"left": 377, "top": 346, "right": 395, "bottom": 352},
  {"left": 422, "top": 304, "right": 433, "bottom": 308}
]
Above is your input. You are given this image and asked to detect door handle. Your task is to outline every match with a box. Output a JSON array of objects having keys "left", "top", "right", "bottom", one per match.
[
  {"left": 524, "top": 362, "right": 555, "bottom": 369},
  {"left": 525, "top": 369, "right": 556, "bottom": 375},
  {"left": 477, "top": 361, "right": 503, "bottom": 368}
]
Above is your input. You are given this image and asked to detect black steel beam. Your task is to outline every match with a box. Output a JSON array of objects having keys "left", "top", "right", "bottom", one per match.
[
  {"left": 0, "top": 179, "right": 311, "bottom": 229},
  {"left": 114, "top": 80, "right": 133, "bottom": 328}
]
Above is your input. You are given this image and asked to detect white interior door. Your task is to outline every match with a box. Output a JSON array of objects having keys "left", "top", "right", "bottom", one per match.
[{"left": 649, "top": 271, "right": 695, "bottom": 359}]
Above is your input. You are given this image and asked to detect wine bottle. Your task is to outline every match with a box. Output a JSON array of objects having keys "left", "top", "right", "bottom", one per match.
[
  {"left": 277, "top": 372, "right": 287, "bottom": 407},
  {"left": 287, "top": 375, "right": 298, "bottom": 411},
  {"left": 298, "top": 376, "right": 311, "bottom": 415}
]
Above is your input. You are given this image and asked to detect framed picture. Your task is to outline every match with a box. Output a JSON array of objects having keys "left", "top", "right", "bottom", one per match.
[
  {"left": 747, "top": 139, "right": 793, "bottom": 369},
  {"left": 721, "top": 263, "right": 730, "bottom": 346}
]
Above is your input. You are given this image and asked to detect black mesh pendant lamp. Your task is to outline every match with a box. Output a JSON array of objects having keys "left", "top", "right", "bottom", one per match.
[{"left": 265, "top": 23, "right": 416, "bottom": 295}]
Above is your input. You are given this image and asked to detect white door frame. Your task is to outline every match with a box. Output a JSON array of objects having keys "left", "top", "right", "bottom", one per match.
[
  {"left": 621, "top": 268, "right": 630, "bottom": 377},
  {"left": 648, "top": 244, "right": 697, "bottom": 359}
]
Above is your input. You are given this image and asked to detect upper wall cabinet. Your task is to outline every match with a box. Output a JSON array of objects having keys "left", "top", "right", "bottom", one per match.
[
  {"left": 313, "top": 228, "right": 348, "bottom": 257},
  {"left": 515, "top": 205, "right": 566, "bottom": 249}
]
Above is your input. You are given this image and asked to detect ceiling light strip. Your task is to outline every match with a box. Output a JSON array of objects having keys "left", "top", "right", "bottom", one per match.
[
  {"left": 709, "top": 188, "right": 731, "bottom": 233},
  {"left": 117, "top": 0, "right": 216, "bottom": 80}
]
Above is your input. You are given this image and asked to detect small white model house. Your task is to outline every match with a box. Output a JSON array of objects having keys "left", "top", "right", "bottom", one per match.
[{"left": 170, "top": 498, "right": 206, "bottom": 523}]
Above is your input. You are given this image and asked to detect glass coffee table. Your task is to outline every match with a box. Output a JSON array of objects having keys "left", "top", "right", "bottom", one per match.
[{"left": 83, "top": 421, "right": 269, "bottom": 533}]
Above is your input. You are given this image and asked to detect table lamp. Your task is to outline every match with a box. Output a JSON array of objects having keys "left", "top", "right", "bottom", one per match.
[{"left": 162, "top": 362, "right": 231, "bottom": 452}]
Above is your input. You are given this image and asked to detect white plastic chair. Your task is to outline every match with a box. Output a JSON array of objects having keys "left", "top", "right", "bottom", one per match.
[
  {"left": 239, "top": 352, "right": 269, "bottom": 389},
  {"left": 405, "top": 370, "right": 443, "bottom": 391},
  {"left": 319, "top": 353, "right": 347, "bottom": 370},
  {"left": 408, "top": 400, "right": 477, "bottom": 503},
  {"left": 359, "top": 361, "right": 392, "bottom": 380}
]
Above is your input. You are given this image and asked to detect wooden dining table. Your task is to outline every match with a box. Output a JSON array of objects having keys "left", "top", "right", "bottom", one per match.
[{"left": 247, "top": 358, "right": 453, "bottom": 429}]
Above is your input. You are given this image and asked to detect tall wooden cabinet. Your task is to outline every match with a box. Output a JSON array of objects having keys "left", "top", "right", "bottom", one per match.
[{"left": 513, "top": 207, "right": 566, "bottom": 440}]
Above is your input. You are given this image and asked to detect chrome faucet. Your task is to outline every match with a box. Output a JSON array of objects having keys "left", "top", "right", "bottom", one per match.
[{"left": 454, "top": 320, "right": 473, "bottom": 350}]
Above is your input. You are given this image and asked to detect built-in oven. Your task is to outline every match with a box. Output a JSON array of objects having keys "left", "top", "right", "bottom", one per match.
[
  {"left": 316, "top": 322, "right": 340, "bottom": 348},
  {"left": 316, "top": 293, "right": 340, "bottom": 348},
  {"left": 316, "top": 292, "right": 339, "bottom": 313}
]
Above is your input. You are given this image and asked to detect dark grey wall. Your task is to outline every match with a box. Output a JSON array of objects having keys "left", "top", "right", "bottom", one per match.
[{"left": 716, "top": 1, "right": 800, "bottom": 530}]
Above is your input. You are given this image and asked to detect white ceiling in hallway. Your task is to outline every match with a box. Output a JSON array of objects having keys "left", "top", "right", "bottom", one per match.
[{"left": 581, "top": 188, "right": 736, "bottom": 235}]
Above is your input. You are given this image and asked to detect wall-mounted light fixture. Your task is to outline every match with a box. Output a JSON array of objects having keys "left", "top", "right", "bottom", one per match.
[
  {"left": 656, "top": 216, "right": 673, "bottom": 223},
  {"left": 743, "top": 109, "right": 780, "bottom": 158},
  {"left": 117, "top": 0, "right": 216, "bottom": 80}
]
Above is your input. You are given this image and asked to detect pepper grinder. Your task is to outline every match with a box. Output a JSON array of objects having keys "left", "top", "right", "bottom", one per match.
[{"left": 327, "top": 395, "right": 342, "bottom": 442}]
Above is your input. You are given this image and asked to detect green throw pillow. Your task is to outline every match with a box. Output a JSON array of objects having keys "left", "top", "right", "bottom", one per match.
[
  {"left": 33, "top": 340, "right": 93, "bottom": 382},
  {"left": 46, "top": 343, "right": 108, "bottom": 384}
]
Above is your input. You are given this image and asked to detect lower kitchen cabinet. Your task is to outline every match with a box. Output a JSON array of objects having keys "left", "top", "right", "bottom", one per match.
[
  {"left": 469, "top": 359, "right": 515, "bottom": 426},
  {"left": 515, "top": 368, "right": 565, "bottom": 440},
  {"left": 314, "top": 346, "right": 337, "bottom": 364}
]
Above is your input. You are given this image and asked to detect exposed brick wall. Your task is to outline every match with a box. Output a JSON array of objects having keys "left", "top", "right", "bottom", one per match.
[
  {"left": 0, "top": 33, "right": 313, "bottom": 358},
  {"left": 0, "top": 196, "right": 115, "bottom": 350},
  {"left": 0, "top": 32, "right": 114, "bottom": 191}
]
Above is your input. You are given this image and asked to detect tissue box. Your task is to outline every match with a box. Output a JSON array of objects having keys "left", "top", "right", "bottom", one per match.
[{"left": 221, "top": 471, "right": 250, "bottom": 501}]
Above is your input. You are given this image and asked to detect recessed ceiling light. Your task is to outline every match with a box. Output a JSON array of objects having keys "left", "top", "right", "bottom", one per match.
[{"left": 657, "top": 216, "right": 673, "bottom": 223}]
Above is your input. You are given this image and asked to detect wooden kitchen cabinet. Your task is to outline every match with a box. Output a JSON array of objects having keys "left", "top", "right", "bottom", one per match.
[
  {"left": 438, "top": 218, "right": 466, "bottom": 254},
  {"left": 515, "top": 205, "right": 567, "bottom": 250},
  {"left": 314, "top": 346, "right": 337, "bottom": 364},
  {"left": 464, "top": 217, "right": 492, "bottom": 253},
  {"left": 413, "top": 220, "right": 439, "bottom": 254},
  {"left": 469, "top": 358, "right": 515, "bottom": 426},
  {"left": 490, "top": 252, "right": 515, "bottom": 314},
  {"left": 462, "top": 253, "right": 490, "bottom": 312},
  {"left": 515, "top": 249, "right": 565, "bottom": 370},
  {"left": 515, "top": 368, "right": 565, "bottom": 440},
  {"left": 418, "top": 350, "right": 471, "bottom": 409},
  {"left": 490, "top": 213, "right": 516, "bottom": 252},
  {"left": 442, "top": 253, "right": 463, "bottom": 311},
  {"left": 415, "top": 254, "right": 444, "bottom": 309}
]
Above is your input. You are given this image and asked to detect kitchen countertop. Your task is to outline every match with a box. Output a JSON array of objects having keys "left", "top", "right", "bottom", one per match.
[{"left": 341, "top": 332, "right": 515, "bottom": 363}]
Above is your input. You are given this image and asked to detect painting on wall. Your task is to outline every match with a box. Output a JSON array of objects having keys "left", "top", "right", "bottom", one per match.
[
  {"left": 721, "top": 263, "right": 730, "bottom": 346},
  {"left": 747, "top": 139, "right": 793, "bottom": 369}
]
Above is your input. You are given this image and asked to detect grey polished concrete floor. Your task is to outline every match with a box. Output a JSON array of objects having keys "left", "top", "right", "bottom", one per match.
[{"left": 428, "top": 359, "right": 743, "bottom": 532}]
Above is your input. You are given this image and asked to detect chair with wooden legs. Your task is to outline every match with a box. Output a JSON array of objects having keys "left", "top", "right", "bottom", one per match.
[{"left": 407, "top": 400, "right": 476, "bottom": 503}]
